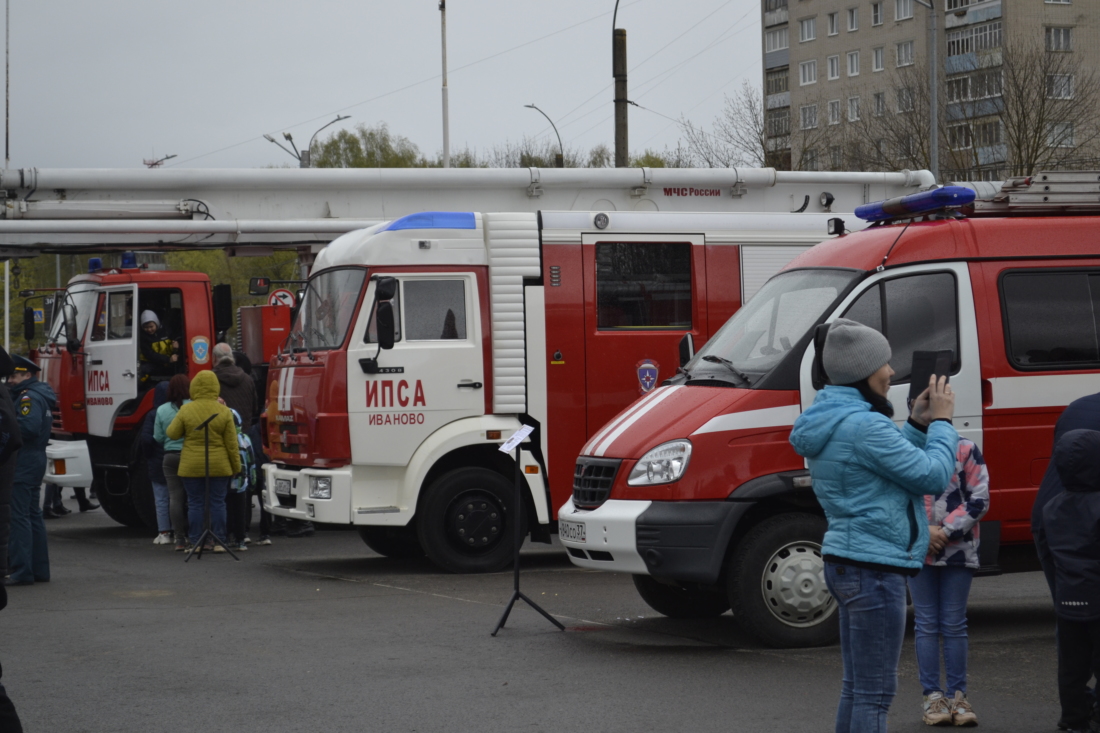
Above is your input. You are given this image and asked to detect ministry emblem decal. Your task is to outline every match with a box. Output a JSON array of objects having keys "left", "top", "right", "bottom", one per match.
[{"left": 636, "top": 359, "right": 659, "bottom": 395}]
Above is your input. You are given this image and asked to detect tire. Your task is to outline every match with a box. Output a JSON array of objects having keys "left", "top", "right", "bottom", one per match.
[
  {"left": 129, "top": 439, "right": 159, "bottom": 532},
  {"left": 632, "top": 575, "right": 731, "bottom": 619},
  {"left": 728, "top": 513, "right": 839, "bottom": 649},
  {"left": 416, "top": 467, "right": 526, "bottom": 574},
  {"left": 95, "top": 473, "right": 145, "bottom": 529},
  {"left": 358, "top": 525, "right": 425, "bottom": 559}
]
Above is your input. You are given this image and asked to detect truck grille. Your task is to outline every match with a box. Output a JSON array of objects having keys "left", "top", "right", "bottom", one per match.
[{"left": 572, "top": 457, "right": 621, "bottom": 509}]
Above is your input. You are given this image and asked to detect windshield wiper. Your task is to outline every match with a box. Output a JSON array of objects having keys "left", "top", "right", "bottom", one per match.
[{"left": 701, "top": 355, "right": 752, "bottom": 386}]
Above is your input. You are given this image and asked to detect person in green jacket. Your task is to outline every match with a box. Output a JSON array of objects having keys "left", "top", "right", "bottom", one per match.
[{"left": 166, "top": 370, "right": 240, "bottom": 550}]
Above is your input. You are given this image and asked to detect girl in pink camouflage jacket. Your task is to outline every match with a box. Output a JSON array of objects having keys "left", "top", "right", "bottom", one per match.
[{"left": 908, "top": 437, "right": 990, "bottom": 726}]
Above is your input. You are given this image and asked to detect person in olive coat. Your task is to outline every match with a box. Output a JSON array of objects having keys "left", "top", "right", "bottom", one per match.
[{"left": 6, "top": 355, "right": 55, "bottom": 586}]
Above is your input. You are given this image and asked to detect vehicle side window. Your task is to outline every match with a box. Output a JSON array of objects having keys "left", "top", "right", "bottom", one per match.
[
  {"left": 1001, "top": 270, "right": 1100, "bottom": 369},
  {"left": 90, "top": 293, "right": 107, "bottom": 342},
  {"left": 842, "top": 272, "right": 958, "bottom": 382},
  {"left": 403, "top": 280, "right": 467, "bottom": 341},
  {"left": 107, "top": 291, "right": 133, "bottom": 340},
  {"left": 596, "top": 242, "right": 692, "bottom": 330}
]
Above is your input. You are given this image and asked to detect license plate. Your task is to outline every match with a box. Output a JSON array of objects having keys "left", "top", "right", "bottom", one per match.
[
  {"left": 559, "top": 519, "right": 586, "bottom": 544},
  {"left": 275, "top": 478, "right": 292, "bottom": 496}
]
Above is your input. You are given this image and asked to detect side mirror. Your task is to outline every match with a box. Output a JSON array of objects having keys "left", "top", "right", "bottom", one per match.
[
  {"left": 63, "top": 303, "right": 80, "bottom": 353},
  {"left": 374, "top": 276, "right": 398, "bottom": 302},
  {"left": 678, "top": 333, "right": 695, "bottom": 368},
  {"left": 212, "top": 284, "right": 233, "bottom": 335},
  {"left": 249, "top": 277, "right": 271, "bottom": 296},
  {"left": 23, "top": 307, "right": 35, "bottom": 342},
  {"left": 376, "top": 301, "right": 395, "bottom": 351}
]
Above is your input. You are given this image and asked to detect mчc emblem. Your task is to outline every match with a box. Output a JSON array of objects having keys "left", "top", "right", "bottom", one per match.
[{"left": 636, "top": 359, "right": 659, "bottom": 395}]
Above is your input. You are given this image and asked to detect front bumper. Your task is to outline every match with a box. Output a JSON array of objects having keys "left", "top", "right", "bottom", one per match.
[
  {"left": 559, "top": 497, "right": 755, "bottom": 584},
  {"left": 265, "top": 464, "right": 353, "bottom": 524},
  {"left": 45, "top": 439, "right": 93, "bottom": 489}
]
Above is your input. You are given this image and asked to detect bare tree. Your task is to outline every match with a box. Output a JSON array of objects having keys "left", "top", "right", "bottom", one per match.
[{"left": 681, "top": 81, "right": 768, "bottom": 168}]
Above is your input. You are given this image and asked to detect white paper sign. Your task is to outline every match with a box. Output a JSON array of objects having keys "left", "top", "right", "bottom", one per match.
[{"left": 498, "top": 425, "right": 535, "bottom": 453}]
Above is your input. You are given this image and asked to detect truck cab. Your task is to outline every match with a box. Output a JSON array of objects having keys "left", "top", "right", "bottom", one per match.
[
  {"left": 558, "top": 175, "right": 1100, "bottom": 648},
  {"left": 34, "top": 257, "right": 232, "bottom": 528}
]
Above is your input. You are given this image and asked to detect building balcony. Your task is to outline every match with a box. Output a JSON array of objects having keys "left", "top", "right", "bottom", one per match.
[
  {"left": 765, "top": 8, "right": 789, "bottom": 27},
  {"left": 945, "top": 0, "right": 1001, "bottom": 30},
  {"left": 767, "top": 92, "right": 790, "bottom": 110}
]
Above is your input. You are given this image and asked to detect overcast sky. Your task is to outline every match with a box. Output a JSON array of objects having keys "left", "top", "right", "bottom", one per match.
[{"left": 6, "top": 0, "right": 761, "bottom": 169}]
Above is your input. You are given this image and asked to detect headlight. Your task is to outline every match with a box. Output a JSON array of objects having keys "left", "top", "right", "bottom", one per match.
[
  {"left": 308, "top": 476, "right": 332, "bottom": 499},
  {"left": 627, "top": 440, "right": 692, "bottom": 486}
]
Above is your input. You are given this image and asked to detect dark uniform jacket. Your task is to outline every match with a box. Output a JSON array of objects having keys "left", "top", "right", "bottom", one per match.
[
  {"left": 1042, "top": 429, "right": 1100, "bottom": 622},
  {"left": 12, "top": 376, "right": 56, "bottom": 487},
  {"left": 214, "top": 363, "right": 257, "bottom": 430}
]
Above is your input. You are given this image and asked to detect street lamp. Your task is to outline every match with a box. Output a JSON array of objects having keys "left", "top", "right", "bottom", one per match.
[
  {"left": 913, "top": 0, "right": 939, "bottom": 181},
  {"left": 524, "top": 104, "right": 564, "bottom": 168},
  {"left": 264, "top": 115, "right": 351, "bottom": 167}
]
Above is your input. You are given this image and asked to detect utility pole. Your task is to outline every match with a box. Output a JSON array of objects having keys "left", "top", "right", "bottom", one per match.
[
  {"left": 613, "top": 28, "right": 628, "bottom": 167},
  {"left": 440, "top": 0, "right": 450, "bottom": 168},
  {"left": 5, "top": 0, "right": 9, "bottom": 170},
  {"left": 915, "top": 0, "right": 939, "bottom": 180}
]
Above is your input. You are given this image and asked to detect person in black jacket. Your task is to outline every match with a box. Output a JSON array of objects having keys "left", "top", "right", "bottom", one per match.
[
  {"left": 1042, "top": 428, "right": 1100, "bottom": 733},
  {"left": 140, "top": 381, "right": 172, "bottom": 545},
  {"left": 0, "top": 348, "right": 22, "bottom": 579}
]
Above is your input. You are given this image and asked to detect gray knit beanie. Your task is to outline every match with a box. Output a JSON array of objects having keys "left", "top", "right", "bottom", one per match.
[{"left": 822, "top": 318, "right": 892, "bottom": 385}]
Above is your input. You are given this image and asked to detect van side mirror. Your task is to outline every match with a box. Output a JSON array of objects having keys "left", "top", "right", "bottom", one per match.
[
  {"left": 249, "top": 277, "right": 271, "bottom": 296},
  {"left": 23, "top": 307, "right": 35, "bottom": 342},
  {"left": 63, "top": 303, "right": 80, "bottom": 353},
  {"left": 376, "top": 302, "right": 395, "bottom": 351},
  {"left": 212, "top": 284, "right": 233, "bottom": 335},
  {"left": 678, "top": 333, "right": 695, "bottom": 368},
  {"left": 374, "top": 276, "right": 397, "bottom": 301},
  {"left": 811, "top": 323, "right": 831, "bottom": 391}
]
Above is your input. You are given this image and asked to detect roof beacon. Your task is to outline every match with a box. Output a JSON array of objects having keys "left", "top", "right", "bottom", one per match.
[{"left": 855, "top": 186, "right": 976, "bottom": 223}]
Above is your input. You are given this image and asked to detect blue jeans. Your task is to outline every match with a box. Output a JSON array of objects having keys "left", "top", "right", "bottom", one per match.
[
  {"left": 182, "top": 477, "right": 228, "bottom": 545},
  {"left": 907, "top": 565, "right": 974, "bottom": 696},
  {"left": 151, "top": 481, "right": 171, "bottom": 533},
  {"left": 824, "top": 561, "right": 908, "bottom": 733}
]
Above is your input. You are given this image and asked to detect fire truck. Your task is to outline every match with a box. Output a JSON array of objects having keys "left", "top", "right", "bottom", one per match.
[
  {"left": 0, "top": 166, "right": 933, "bottom": 532},
  {"left": 557, "top": 173, "right": 1100, "bottom": 648},
  {"left": 258, "top": 207, "right": 900, "bottom": 573}
]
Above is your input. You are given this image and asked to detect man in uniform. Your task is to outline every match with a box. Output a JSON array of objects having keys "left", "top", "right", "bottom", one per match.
[{"left": 6, "top": 355, "right": 55, "bottom": 586}]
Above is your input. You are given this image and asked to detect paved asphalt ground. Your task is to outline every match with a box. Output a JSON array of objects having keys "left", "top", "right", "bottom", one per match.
[{"left": 2, "top": 499, "right": 1060, "bottom": 733}]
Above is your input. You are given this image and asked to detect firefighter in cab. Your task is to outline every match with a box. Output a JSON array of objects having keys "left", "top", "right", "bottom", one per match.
[
  {"left": 139, "top": 310, "right": 179, "bottom": 383},
  {"left": 6, "top": 355, "right": 56, "bottom": 586}
]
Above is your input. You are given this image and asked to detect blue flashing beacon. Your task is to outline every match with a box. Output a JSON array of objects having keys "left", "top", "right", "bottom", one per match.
[{"left": 855, "top": 186, "right": 977, "bottom": 223}]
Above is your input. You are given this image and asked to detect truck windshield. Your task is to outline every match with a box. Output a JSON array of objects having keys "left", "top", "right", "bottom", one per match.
[
  {"left": 689, "top": 269, "right": 859, "bottom": 384},
  {"left": 48, "top": 283, "right": 99, "bottom": 344},
  {"left": 291, "top": 267, "right": 366, "bottom": 351}
]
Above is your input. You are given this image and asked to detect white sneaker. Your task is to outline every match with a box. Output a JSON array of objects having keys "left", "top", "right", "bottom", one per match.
[
  {"left": 153, "top": 533, "right": 171, "bottom": 545},
  {"left": 922, "top": 692, "right": 953, "bottom": 726}
]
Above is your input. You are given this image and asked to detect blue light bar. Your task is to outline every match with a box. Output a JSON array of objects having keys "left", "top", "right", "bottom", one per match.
[
  {"left": 382, "top": 212, "right": 476, "bottom": 232},
  {"left": 88, "top": 257, "right": 103, "bottom": 273},
  {"left": 855, "top": 186, "right": 977, "bottom": 223},
  {"left": 120, "top": 251, "right": 138, "bottom": 269}
]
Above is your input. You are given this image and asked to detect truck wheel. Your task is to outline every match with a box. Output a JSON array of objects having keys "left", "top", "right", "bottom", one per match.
[
  {"left": 417, "top": 467, "right": 525, "bottom": 574},
  {"left": 358, "top": 526, "right": 425, "bottom": 559},
  {"left": 727, "top": 513, "right": 838, "bottom": 649},
  {"left": 95, "top": 474, "right": 145, "bottom": 529},
  {"left": 632, "top": 575, "right": 730, "bottom": 618},
  {"left": 129, "top": 442, "right": 159, "bottom": 532}
]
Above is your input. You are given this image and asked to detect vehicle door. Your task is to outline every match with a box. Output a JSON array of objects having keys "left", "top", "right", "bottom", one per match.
[
  {"left": 582, "top": 234, "right": 706, "bottom": 434},
  {"left": 347, "top": 271, "right": 486, "bottom": 467},
  {"left": 84, "top": 285, "right": 139, "bottom": 436},
  {"left": 801, "top": 262, "right": 982, "bottom": 447}
]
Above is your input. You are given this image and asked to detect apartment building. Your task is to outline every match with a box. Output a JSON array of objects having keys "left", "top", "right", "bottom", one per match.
[{"left": 761, "top": 0, "right": 1098, "bottom": 178}]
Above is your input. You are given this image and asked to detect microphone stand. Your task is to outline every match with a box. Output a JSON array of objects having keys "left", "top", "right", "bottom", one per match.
[{"left": 185, "top": 412, "right": 240, "bottom": 562}]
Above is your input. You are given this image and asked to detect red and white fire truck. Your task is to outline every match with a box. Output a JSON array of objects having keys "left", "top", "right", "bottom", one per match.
[
  {"left": 259, "top": 208, "right": 895, "bottom": 572},
  {"left": 558, "top": 172, "right": 1100, "bottom": 648}
]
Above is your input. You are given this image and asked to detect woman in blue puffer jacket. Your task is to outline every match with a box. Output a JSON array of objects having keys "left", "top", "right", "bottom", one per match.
[{"left": 789, "top": 318, "right": 958, "bottom": 733}]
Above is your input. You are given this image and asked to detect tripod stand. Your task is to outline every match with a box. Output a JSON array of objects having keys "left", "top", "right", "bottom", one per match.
[
  {"left": 185, "top": 412, "right": 240, "bottom": 562},
  {"left": 491, "top": 434, "right": 564, "bottom": 636}
]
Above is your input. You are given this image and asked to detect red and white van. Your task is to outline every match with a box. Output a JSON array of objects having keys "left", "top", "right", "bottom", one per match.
[{"left": 558, "top": 173, "right": 1100, "bottom": 648}]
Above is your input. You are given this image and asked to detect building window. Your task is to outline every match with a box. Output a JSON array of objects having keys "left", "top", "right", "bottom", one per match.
[
  {"left": 873, "top": 47, "right": 885, "bottom": 71},
  {"left": 848, "top": 96, "right": 861, "bottom": 121},
  {"left": 897, "top": 88, "right": 914, "bottom": 112},
  {"left": 596, "top": 243, "right": 692, "bottom": 330},
  {"left": 945, "top": 0, "right": 974, "bottom": 8},
  {"left": 801, "top": 104, "right": 819, "bottom": 129},
  {"left": 896, "top": 0, "right": 913, "bottom": 20},
  {"left": 1044, "top": 0, "right": 1071, "bottom": 4},
  {"left": 848, "top": 50, "right": 860, "bottom": 76},
  {"left": 949, "top": 124, "right": 972, "bottom": 150},
  {"left": 873, "top": 92, "right": 886, "bottom": 116},
  {"left": 803, "top": 149, "right": 819, "bottom": 171},
  {"left": 766, "top": 70, "right": 790, "bottom": 95},
  {"left": 947, "top": 76, "right": 970, "bottom": 102},
  {"left": 973, "top": 69, "right": 1002, "bottom": 98},
  {"left": 848, "top": 8, "right": 859, "bottom": 31},
  {"left": 1047, "top": 122, "right": 1075, "bottom": 147},
  {"left": 829, "top": 146, "right": 844, "bottom": 169},
  {"left": 897, "top": 41, "right": 914, "bottom": 66},
  {"left": 828, "top": 55, "right": 841, "bottom": 80},
  {"left": 1047, "top": 74, "right": 1074, "bottom": 99},
  {"left": 765, "top": 0, "right": 788, "bottom": 10},
  {"left": 947, "top": 22, "right": 1002, "bottom": 56},
  {"left": 872, "top": 2, "right": 883, "bottom": 25},
  {"left": 766, "top": 107, "right": 791, "bottom": 137},
  {"left": 828, "top": 99, "right": 842, "bottom": 124},
  {"left": 765, "top": 27, "right": 789, "bottom": 52},
  {"left": 899, "top": 135, "right": 916, "bottom": 159},
  {"left": 1046, "top": 27, "right": 1073, "bottom": 52},
  {"left": 975, "top": 120, "right": 1001, "bottom": 147},
  {"left": 800, "top": 60, "right": 818, "bottom": 85},
  {"left": 800, "top": 17, "right": 816, "bottom": 42},
  {"left": 828, "top": 12, "right": 839, "bottom": 35}
]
